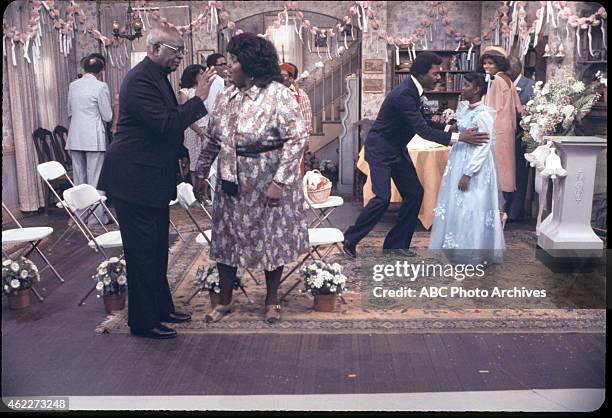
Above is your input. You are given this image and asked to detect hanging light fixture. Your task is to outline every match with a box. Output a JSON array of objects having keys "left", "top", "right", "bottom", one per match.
[{"left": 112, "top": 0, "right": 143, "bottom": 41}]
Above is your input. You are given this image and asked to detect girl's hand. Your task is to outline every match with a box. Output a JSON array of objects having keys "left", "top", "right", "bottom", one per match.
[{"left": 458, "top": 175, "right": 471, "bottom": 191}]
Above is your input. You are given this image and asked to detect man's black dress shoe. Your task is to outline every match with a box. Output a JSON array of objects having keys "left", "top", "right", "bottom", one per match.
[
  {"left": 342, "top": 241, "right": 357, "bottom": 258},
  {"left": 130, "top": 326, "right": 177, "bottom": 339},
  {"left": 383, "top": 248, "right": 418, "bottom": 257},
  {"left": 160, "top": 311, "right": 192, "bottom": 323}
]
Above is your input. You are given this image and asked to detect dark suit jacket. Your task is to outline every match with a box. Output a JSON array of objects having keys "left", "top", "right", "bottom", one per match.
[
  {"left": 516, "top": 75, "right": 536, "bottom": 105},
  {"left": 364, "top": 76, "right": 452, "bottom": 165},
  {"left": 98, "top": 57, "right": 207, "bottom": 208}
]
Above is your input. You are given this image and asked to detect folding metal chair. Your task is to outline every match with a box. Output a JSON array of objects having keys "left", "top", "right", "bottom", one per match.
[
  {"left": 60, "top": 184, "right": 123, "bottom": 305},
  {"left": 302, "top": 174, "right": 344, "bottom": 228},
  {"left": 168, "top": 198, "right": 185, "bottom": 241},
  {"left": 279, "top": 227, "right": 346, "bottom": 302},
  {"left": 2, "top": 203, "right": 66, "bottom": 302},
  {"left": 175, "top": 182, "right": 253, "bottom": 303},
  {"left": 36, "top": 161, "right": 108, "bottom": 254}
]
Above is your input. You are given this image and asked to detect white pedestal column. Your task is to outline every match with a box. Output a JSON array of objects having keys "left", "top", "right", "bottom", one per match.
[
  {"left": 338, "top": 75, "right": 360, "bottom": 194},
  {"left": 537, "top": 136, "right": 607, "bottom": 257}
]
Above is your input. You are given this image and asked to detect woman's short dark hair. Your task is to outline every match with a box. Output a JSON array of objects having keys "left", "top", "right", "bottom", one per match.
[
  {"left": 227, "top": 32, "right": 282, "bottom": 88},
  {"left": 206, "top": 53, "right": 225, "bottom": 68},
  {"left": 464, "top": 72, "right": 488, "bottom": 97},
  {"left": 411, "top": 52, "right": 443, "bottom": 77},
  {"left": 82, "top": 53, "right": 106, "bottom": 74},
  {"left": 180, "top": 64, "right": 205, "bottom": 89},
  {"left": 480, "top": 53, "right": 510, "bottom": 73}
]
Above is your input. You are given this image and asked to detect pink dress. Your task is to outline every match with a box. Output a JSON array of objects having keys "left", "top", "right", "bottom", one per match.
[{"left": 483, "top": 73, "right": 523, "bottom": 192}]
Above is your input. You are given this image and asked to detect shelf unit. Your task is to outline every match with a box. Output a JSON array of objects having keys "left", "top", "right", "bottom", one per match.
[{"left": 393, "top": 47, "right": 480, "bottom": 111}]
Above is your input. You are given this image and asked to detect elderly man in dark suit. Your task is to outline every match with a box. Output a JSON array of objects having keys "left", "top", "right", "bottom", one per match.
[
  {"left": 98, "top": 26, "right": 216, "bottom": 339},
  {"left": 506, "top": 55, "right": 536, "bottom": 222},
  {"left": 343, "top": 52, "right": 490, "bottom": 258}
]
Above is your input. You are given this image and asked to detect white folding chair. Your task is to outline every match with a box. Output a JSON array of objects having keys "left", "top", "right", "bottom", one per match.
[
  {"left": 279, "top": 227, "right": 346, "bottom": 302},
  {"left": 2, "top": 203, "right": 66, "bottom": 302},
  {"left": 175, "top": 182, "right": 253, "bottom": 303},
  {"left": 302, "top": 173, "right": 344, "bottom": 228},
  {"left": 168, "top": 198, "right": 185, "bottom": 241},
  {"left": 36, "top": 161, "right": 107, "bottom": 253},
  {"left": 61, "top": 184, "right": 123, "bottom": 305}
]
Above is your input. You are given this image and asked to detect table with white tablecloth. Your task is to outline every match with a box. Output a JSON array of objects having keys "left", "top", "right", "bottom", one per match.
[{"left": 356, "top": 136, "right": 451, "bottom": 230}]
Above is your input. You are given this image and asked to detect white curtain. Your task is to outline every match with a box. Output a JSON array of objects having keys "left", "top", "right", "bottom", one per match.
[{"left": 269, "top": 23, "right": 303, "bottom": 71}]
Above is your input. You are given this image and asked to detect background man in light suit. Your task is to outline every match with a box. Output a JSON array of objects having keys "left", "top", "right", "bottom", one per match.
[
  {"left": 506, "top": 55, "right": 536, "bottom": 222},
  {"left": 66, "top": 53, "right": 113, "bottom": 225}
]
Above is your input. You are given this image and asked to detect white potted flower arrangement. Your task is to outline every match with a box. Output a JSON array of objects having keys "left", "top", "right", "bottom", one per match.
[
  {"left": 300, "top": 260, "right": 347, "bottom": 312},
  {"left": 194, "top": 264, "right": 242, "bottom": 308},
  {"left": 93, "top": 257, "right": 127, "bottom": 313},
  {"left": 2, "top": 256, "right": 40, "bottom": 309},
  {"left": 520, "top": 71, "right": 606, "bottom": 152}
]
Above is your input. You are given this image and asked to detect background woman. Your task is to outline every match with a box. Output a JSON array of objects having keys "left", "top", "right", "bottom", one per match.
[
  {"left": 429, "top": 72, "right": 505, "bottom": 264},
  {"left": 194, "top": 33, "right": 309, "bottom": 324},
  {"left": 178, "top": 64, "right": 209, "bottom": 184},
  {"left": 480, "top": 46, "right": 523, "bottom": 222}
]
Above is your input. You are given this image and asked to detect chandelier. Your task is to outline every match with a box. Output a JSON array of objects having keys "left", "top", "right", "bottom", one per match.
[{"left": 111, "top": 1, "right": 143, "bottom": 41}]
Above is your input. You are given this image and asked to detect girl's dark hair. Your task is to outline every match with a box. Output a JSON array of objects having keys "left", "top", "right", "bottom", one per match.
[
  {"left": 180, "top": 64, "right": 205, "bottom": 89},
  {"left": 227, "top": 32, "right": 282, "bottom": 88},
  {"left": 480, "top": 53, "right": 510, "bottom": 73},
  {"left": 411, "top": 52, "right": 443, "bottom": 77},
  {"left": 464, "top": 72, "right": 488, "bottom": 97},
  {"left": 82, "top": 53, "right": 106, "bottom": 74}
]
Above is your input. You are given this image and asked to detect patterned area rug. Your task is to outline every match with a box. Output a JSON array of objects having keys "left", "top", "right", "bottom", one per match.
[{"left": 96, "top": 231, "right": 605, "bottom": 334}]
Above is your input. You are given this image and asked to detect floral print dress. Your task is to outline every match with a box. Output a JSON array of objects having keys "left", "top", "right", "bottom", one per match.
[
  {"left": 196, "top": 81, "right": 309, "bottom": 271},
  {"left": 429, "top": 101, "right": 505, "bottom": 263}
]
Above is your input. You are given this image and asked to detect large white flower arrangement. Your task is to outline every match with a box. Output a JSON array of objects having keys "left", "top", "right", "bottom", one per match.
[
  {"left": 194, "top": 264, "right": 242, "bottom": 294},
  {"left": 520, "top": 71, "right": 605, "bottom": 152},
  {"left": 300, "top": 260, "right": 347, "bottom": 296},
  {"left": 2, "top": 257, "right": 40, "bottom": 295},
  {"left": 93, "top": 257, "right": 127, "bottom": 297}
]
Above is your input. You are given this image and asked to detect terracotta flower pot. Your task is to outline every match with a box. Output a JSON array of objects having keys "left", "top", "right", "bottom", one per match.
[
  {"left": 313, "top": 293, "right": 336, "bottom": 312},
  {"left": 103, "top": 292, "right": 126, "bottom": 313},
  {"left": 209, "top": 291, "right": 220, "bottom": 309},
  {"left": 7, "top": 289, "right": 30, "bottom": 310}
]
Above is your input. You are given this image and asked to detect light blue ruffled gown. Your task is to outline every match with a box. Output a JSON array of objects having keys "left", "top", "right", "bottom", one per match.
[{"left": 429, "top": 101, "right": 505, "bottom": 264}]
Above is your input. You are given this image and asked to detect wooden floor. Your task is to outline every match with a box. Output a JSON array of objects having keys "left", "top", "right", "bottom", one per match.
[{"left": 1, "top": 200, "right": 605, "bottom": 397}]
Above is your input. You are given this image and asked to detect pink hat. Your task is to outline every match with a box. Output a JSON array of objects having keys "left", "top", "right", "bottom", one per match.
[{"left": 481, "top": 45, "right": 507, "bottom": 58}]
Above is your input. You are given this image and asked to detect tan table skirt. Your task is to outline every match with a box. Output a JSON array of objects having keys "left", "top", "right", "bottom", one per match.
[{"left": 356, "top": 146, "right": 451, "bottom": 230}]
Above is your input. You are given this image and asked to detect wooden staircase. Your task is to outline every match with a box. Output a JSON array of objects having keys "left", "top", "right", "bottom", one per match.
[{"left": 301, "top": 41, "right": 361, "bottom": 155}]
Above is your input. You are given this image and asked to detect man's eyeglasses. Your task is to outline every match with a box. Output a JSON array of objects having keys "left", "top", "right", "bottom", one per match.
[{"left": 158, "top": 43, "right": 185, "bottom": 55}]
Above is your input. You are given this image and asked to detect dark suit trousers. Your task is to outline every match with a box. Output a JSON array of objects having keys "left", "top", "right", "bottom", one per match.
[
  {"left": 505, "top": 130, "right": 529, "bottom": 220},
  {"left": 113, "top": 197, "right": 174, "bottom": 330},
  {"left": 345, "top": 157, "right": 424, "bottom": 249}
]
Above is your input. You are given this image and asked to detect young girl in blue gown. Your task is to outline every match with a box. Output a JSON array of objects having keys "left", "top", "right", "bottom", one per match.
[{"left": 429, "top": 72, "right": 505, "bottom": 264}]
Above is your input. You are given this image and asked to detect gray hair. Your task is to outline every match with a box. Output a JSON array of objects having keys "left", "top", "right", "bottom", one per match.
[{"left": 146, "top": 26, "right": 181, "bottom": 50}]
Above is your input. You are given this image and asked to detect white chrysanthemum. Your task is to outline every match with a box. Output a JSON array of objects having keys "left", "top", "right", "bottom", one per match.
[
  {"left": 20, "top": 270, "right": 29, "bottom": 279},
  {"left": 10, "top": 262, "right": 20, "bottom": 272},
  {"left": 3, "top": 259, "right": 12, "bottom": 267},
  {"left": 103, "top": 276, "right": 111, "bottom": 286},
  {"left": 100, "top": 261, "right": 108, "bottom": 268},
  {"left": 523, "top": 115, "right": 531, "bottom": 124},
  {"left": 98, "top": 268, "right": 108, "bottom": 276},
  {"left": 117, "top": 275, "right": 127, "bottom": 285},
  {"left": 31, "top": 264, "right": 38, "bottom": 273},
  {"left": 536, "top": 81, "right": 543, "bottom": 86},
  {"left": 561, "top": 104, "right": 575, "bottom": 117},
  {"left": 571, "top": 81, "right": 585, "bottom": 93},
  {"left": 109, "top": 257, "right": 119, "bottom": 263},
  {"left": 96, "top": 282, "right": 104, "bottom": 291},
  {"left": 547, "top": 104, "right": 558, "bottom": 115},
  {"left": 10, "top": 279, "right": 20, "bottom": 289}
]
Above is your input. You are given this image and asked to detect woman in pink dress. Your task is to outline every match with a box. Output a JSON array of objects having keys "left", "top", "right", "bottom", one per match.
[{"left": 480, "top": 46, "right": 523, "bottom": 223}]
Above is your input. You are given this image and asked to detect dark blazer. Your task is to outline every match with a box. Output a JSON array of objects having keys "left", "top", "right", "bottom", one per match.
[
  {"left": 98, "top": 57, "right": 207, "bottom": 208},
  {"left": 364, "top": 76, "right": 452, "bottom": 165},
  {"left": 516, "top": 75, "right": 536, "bottom": 105}
]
